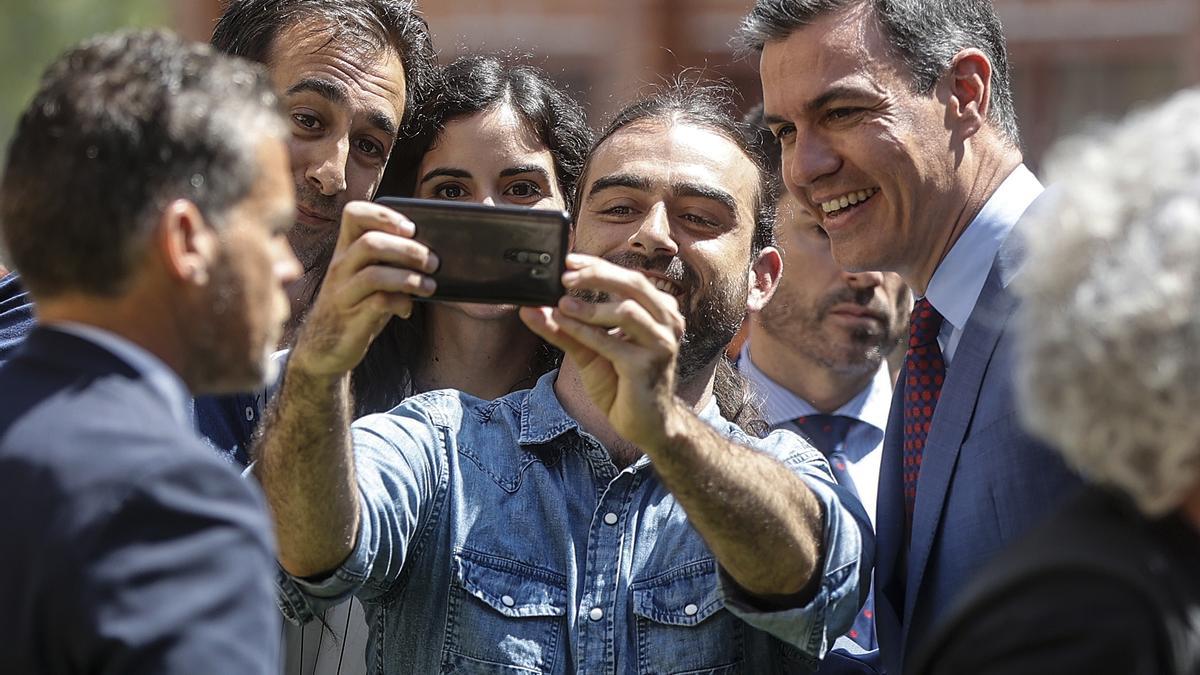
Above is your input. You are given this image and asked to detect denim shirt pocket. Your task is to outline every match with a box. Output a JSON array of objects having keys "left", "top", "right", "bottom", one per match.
[
  {"left": 443, "top": 549, "right": 568, "bottom": 674},
  {"left": 631, "top": 559, "right": 745, "bottom": 674}
]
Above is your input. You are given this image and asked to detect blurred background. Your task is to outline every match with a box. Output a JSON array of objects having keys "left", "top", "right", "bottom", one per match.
[{"left": 1, "top": 0, "right": 1198, "bottom": 178}]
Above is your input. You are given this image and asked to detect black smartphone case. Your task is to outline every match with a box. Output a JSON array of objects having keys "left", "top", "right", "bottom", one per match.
[{"left": 376, "top": 197, "right": 570, "bottom": 306}]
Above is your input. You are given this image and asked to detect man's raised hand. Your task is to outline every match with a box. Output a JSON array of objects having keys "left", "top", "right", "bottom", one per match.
[
  {"left": 520, "top": 254, "right": 685, "bottom": 448},
  {"left": 291, "top": 201, "right": 438, "bottom": 378}
]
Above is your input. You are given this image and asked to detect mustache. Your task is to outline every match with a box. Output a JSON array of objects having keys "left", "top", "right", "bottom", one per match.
[
  {"left": 294, "top": 182, "right": 340, "bottom": 221},
  {"left": 569, "top": 251, "right": 694, "bottom": 305},
  {"left": 603, "top": 251, "right": 693, "bottom": 288},
  {"left": 816, "top": 286, "right": 888, "bottom": 321}
]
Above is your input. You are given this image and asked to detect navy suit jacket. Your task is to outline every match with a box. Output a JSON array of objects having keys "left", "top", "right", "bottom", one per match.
[
  {"left": 874, "top": 233, "right": 1082, "bottom": 673},
  {"left": 0, "top": 272, "right": 262, "bottom": 465},
  {"left": 0, "top": 328, "right": 280, "bottom": 674}
]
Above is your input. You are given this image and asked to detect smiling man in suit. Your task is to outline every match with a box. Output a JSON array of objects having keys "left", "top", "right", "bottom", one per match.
[
  {"left": 737, "top": 1, "right": 1082, "bottom": 671},
  {"left": 0, "top": 30, "right": 300, "bottom": 674}
]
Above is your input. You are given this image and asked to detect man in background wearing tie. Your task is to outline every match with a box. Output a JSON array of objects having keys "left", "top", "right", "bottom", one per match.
[{"left": 738, "top": 105, "right": 910, "bottom": 674}]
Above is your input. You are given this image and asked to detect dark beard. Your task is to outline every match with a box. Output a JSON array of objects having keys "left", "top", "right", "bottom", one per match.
[
  {"left": 760, "top": 285, "right": 896, "bottom": 375},
  {"left": 291, "top": 182, "right": 342, "bottom": 272},
  {"left": 183, "top": 244, "right": 261, "bottom": 393},
  {"left": 573, "top": 252, "right": 748, "bottom": 384}
]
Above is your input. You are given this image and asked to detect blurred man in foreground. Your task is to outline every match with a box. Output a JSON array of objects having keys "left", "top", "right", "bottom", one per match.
[
  {"left": 0, "top": 29, "right": 299, "bottom": 674},
  {"left": 914, "top": 89, "right": 1200, "bottom": 675}
]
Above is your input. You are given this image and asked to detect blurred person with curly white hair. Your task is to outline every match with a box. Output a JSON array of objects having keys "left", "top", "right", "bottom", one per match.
[{"left": 912, "top": 88, "right": 1200, "bottom": 675}]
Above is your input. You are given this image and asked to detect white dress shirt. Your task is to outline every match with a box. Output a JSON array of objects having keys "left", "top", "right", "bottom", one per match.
[
  {"left": 923, "top": 164, "right": 1043, "bottom": 364},
  {"left": 738, "top": 343, "right": 892, "bottom": 528},
  {"left": 51, "top": 322, "right": 190, "bottom": 426}
]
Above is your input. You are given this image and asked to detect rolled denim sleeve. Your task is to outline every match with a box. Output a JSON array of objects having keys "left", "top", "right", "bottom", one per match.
[
  {"left": 278, "top": 402, "right": 448, "bottom": 622},
  {"left": 718, "top": 429, "right": 875, "bottom": 659}
]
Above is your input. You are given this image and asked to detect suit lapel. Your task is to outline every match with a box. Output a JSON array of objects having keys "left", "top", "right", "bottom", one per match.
[
  {"left": 875, "top": 380, "right": 907, "bottom": 606},
  {"left": 900, "top": 257, "right": 1019, "bottom": 644}
]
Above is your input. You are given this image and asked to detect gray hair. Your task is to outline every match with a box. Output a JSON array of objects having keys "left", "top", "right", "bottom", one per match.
[
  {"left": 0, "top": 28, "right": 286, "bottom": 298},
  {"left": 1015, "top": 88, "right": 1200, "bottom": 515},
  {"left": 734, "top": 0, "right": 1021, "bottom": 147}
]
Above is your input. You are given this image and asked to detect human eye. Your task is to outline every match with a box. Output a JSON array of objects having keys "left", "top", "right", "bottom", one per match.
[
  {"left": 681, "top": 211, "right": 722, "bottom": 230},
  {"left": 591, "top": 201, "right": 639, "bottom": 222},
  {"left": 432, "top": 183, "right": 468, "bottom": 200},
  {"left": 503, "top": 180, "right": 546, "bottom": 203},
  {"left": 291, "top": 112, "right": 322, "bottom": 132},
  {"left": 825, "top": 107, "right": 866, "bottom": 123},
  {"left": 353, "top": 136, "right": 385, "bottom": 159},
  {"left": 772, "top": 123, "right": 796, "bottom": 143}
]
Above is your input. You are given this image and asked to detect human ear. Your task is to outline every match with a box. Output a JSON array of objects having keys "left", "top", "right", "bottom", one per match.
[
  {"left": 945, "top": 49, "right": 993, "bottom": 140},
  {"left": 747, "top": 245, "right": 783, "bottom": 313},
  {"left": 155, "top": 199, "right": 218, "bottom": 286}
]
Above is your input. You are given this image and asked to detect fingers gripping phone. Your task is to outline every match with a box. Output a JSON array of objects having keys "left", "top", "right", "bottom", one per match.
[{"left": 375, "top": 197, "right": 570, "bottom": 306}]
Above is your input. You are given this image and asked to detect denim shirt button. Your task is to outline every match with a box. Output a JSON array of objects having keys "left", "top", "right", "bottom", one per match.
[
  {"left": 684, "top": 603, "right": 699, "bottom": 616},
  {"left": 589, "top": 607, "right": 604, "bottom": 621},
  {"left": 501, "top": 594, "right": 515, "bottom": 607},
  {"left": 603, "top": 512, "right": 618, "bottom": 526}
]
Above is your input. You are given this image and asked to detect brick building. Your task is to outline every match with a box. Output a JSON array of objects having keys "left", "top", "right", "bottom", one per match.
[{"left": 176, "top": 0, "right": 1200, "bottom": 167}]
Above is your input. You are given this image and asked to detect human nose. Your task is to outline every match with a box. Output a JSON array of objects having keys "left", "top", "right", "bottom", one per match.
[
  {"left": 628, "top": 204, "right": 678, "bottom": 257},
  {"left": 843, "top": 269, "right": 885, "bottom": 290},
  {"left": 785, "top": 129, "right": 840, "bottom": 192},
  {"left": 480, "top": 195, "right": 497, "bottom": 207},
  {"left": 305, "top": 136, "right": 349, "bottom": 196}
]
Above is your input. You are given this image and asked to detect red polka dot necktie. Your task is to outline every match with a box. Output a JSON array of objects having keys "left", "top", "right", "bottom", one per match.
[{"left": 903, "top": 298, "right": 945, "bottom": 538}]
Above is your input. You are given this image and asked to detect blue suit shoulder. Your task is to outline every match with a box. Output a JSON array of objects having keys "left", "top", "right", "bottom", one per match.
[{"left": 0, "top": 329, "right": 280, "bottom": 674}]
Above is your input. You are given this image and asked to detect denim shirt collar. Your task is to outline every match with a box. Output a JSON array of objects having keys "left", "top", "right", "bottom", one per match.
[{"left": 518, "top": 369, "right": 727, "bottom": 447}]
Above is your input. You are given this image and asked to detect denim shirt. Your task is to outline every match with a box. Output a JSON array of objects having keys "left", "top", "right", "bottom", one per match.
[{"left": 280, "top": 370, "right": 873, "bottom": 674}]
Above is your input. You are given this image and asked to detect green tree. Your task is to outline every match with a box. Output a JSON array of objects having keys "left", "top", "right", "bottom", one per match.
[{"left": 0, "top": 0, "right": 168, "bottom": 161}]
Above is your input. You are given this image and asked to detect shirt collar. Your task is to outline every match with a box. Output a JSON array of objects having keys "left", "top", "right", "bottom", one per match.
[
  {"left": 737, "top": 342, "right": 892, "bottom": 434},
  {"left": 518, "top": 368, "right": 725, "bottom": 446},
  {"left": 50, "top": 321, "right": 191, "bottom": 426},
  {"left": 924, "top": 164, "right": 1042, "bottom": 331}
]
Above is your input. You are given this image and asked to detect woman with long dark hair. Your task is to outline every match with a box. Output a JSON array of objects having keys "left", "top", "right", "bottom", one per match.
[{"left": 283, "top": 54, "right": 593, "bottom": 675}]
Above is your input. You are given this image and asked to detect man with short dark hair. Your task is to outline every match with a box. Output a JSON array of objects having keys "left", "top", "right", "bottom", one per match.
[
  {"left": 736, "top": 1, "right": 1082, "bottom": 671},
  {"left": 255, "top": 83, "right": 872, "bottom": 673},
  {"left": 0, "top": 29, "right": 300, "bottom": 674},
  {"left": 212, "top": 0, "right": 436, "bottom": 342}
]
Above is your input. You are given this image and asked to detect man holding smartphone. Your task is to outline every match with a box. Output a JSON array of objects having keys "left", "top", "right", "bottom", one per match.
[{"left": 255, "top": 83, "right": 871, "bottom": 673}]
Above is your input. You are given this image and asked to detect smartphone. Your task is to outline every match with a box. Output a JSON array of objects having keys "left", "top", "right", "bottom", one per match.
[{"left": 375, "top": 196, "right": 570, "bottom": 306}]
